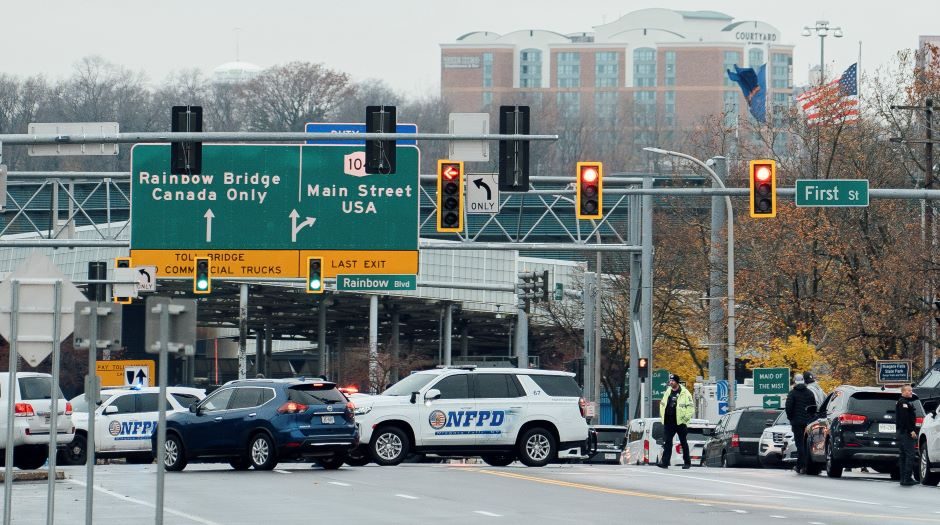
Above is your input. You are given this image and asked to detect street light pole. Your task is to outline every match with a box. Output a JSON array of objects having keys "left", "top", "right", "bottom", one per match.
[
  {"left": 644, "top": 147, "right": 737, "bottom": 410},
  {"left": 802, "top": 20, "right": 843, "bottom": 84}
]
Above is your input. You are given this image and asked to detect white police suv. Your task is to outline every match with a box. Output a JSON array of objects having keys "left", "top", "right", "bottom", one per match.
[
  {"left": 60, "top": 386, "right": 205, "bottom": 465},
  {"left": 351, "top": 367, "right": 593, "bottom": 467}
]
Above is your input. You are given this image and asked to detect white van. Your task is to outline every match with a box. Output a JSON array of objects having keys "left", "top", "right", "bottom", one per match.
[
  {"left": 625, "top": 418, "right": 663, "bottom": 465},
  {"left": 0, "top": 372, "right": 75, "bottom": 470}
]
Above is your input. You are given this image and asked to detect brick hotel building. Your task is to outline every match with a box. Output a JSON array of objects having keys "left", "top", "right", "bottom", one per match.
[{"left": 440, "top": 8, "right": 794, "bottom": 144}]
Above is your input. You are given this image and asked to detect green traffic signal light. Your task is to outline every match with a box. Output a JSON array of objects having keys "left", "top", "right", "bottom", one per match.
[
  {"left": 194, "top": 257, "right": 211, "bottom": 294},
  {"left": 307, "top": 257, "right": 323, "bottom": 294}
]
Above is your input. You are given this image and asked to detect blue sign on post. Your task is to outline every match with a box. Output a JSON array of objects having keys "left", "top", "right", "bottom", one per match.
[
  {"left": 717, "top": 380, "right": 729, "bottom": 415},
  {"left": 305, "top": 122, "right": 418, "bottom": 146},
  {"left": 876, "top": 360, "right": 912, "bottom": 384}
]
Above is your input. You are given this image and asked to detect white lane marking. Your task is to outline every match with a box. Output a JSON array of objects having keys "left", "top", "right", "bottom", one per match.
[
  {"left": 67, "top": 479, "right": 221, "bottom": 525},
  {"left": 809, "top": 522, "right": 826, "bottom": 525},
  {"left": 769, "top": 516, "right": 786, "bottom": 519},
  {"left": 396, "top": 494, "right": 419, "bottom": 500},
  {"left": 474, "top": 511, "right": 502, "bottom": 517},
  {"left": 329, "top": 481, "right": 351, "bottom": 487},
  {"left": 274, "top": 469, "right": 292, "bottom": 474},
  {"left": 732, "top": 510, "right": 747, "bottom": 514},
  {"left": 698, "top": 503, "right": 713, "bottom": 507},
  {"left": 644, "top": 470, "right": 878, "bottom": 506}
]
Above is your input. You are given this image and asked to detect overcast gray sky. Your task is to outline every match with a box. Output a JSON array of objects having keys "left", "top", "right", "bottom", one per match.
[{"left": 5, "top": 1, "right": 936, "bottom": 94}]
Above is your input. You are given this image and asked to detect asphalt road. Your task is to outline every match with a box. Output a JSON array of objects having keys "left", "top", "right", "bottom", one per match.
[{"left": 3, "top": 462, "right": 938, "bottom": 524}]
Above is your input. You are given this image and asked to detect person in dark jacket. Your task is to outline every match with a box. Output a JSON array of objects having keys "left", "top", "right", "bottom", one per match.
[
  {"left": 785, "top": 373, "right": 817, "bottom": 474},
  {"left": 896, "top": 385, "right": 919, "bottom": 486}
]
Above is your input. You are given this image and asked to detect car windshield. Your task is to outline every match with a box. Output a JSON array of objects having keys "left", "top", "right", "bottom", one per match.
[
  {"left": 849, "top": 392, "right": 925, "bottom": 417},
  {"left": 738, "top": 411, "right": 780, "bottom": 436},
  {"left": 774, "top": 411, "right": 790, "bottom": 426},
  {"left": 288, "top": 384, "right": 346, "bottom": 404},
  {"left": 595, "top": 429, "right": 627, "bottom": 447},
  {"left": 18, "top": 376, "right": 65, "bottom": 400},
  {"left": 686, "top": 428, "right": 708, "bottom": 440},
  {"left": 382, "top": 374, "right": 436, "bottom": 396}
]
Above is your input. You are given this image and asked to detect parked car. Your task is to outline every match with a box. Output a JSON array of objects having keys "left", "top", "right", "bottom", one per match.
[
  {"left": 154, "top": 378, "right": 358, "bottom": 472},
  {"left": 584, "top": 425, "right": 628, "bottom": 464},
  {"left": 918, "top": 397, "right": 940, "bottom": 485},
  {"left": 60, "top": 386, "right": 205, "bottom": 465},
  {"left": 780, "top": 432, "right": 798, "bottom": 467},
  {"left": 805, "top": 386, "right": 924, "bottom": 478},
  {"left": 915, "top": 359, "right": 940, "bottom": 401},
  {"left": 625, "top": 418, "right": 663, "bottom": 465},
  {"left": 655, "top": 419, "right": 714, "bottom": 466},
  {"left": 703, "top": 407, "right": 781, "bottom": 468},
  {"left": 759, "top": 411, "right": 791, "bottom": 467},
  {"left": 0, "top": 372, "right": 74, "bottom": 470}
]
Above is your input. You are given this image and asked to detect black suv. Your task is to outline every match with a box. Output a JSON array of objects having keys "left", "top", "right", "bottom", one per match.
[
  {"left": 703, "top": 407, "right": 781, "bottom": 467},
  {"left": 805, "top": 385, "right": 924, "bottom": 478},
  {"left": 155, "top": 378, "right": 358, "bottom": 472}
]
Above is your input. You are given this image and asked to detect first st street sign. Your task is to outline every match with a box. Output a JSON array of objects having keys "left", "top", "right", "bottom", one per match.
[{"left": 130, "top": 144, "right": 419, "bottom": 279}]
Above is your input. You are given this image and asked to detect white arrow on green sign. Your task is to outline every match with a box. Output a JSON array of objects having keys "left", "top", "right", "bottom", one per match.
[{"left": 795, "top": 179, "right": 869, "bottom": 207}]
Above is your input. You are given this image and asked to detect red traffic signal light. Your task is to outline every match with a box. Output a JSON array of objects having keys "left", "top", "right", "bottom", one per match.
[
  {"left": 576, "top": 162, "right": 603, "bottom": 219},
  {"left": 749, "top": 159, "right": 777, "bottom": 218},
  {"left": 437, "top": 160, "right": 464, "bottom": 233}
]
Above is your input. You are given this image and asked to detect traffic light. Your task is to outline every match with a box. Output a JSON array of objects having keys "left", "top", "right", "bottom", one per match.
[
  {"left": 171, "top": 105, "right": 202, "bottom": 175},
  {"left": 436, "top": 160, "right": 464, "bottom": 233},
  {"left": 194, "top": 257, "right": 211, "bottom": 294},
  {"left": 498, "top": 105, "right": 530, "bottom": 191},
  {"left": 306, "top": 257, "right": 324, "bottom": 294},
  {"left": 539, "top": 270, "right": 550, "bottom": 303},
  {"left": 114, "top": 257, "right": 132, "bottom": 304},
  {"left": 638, "top": 357, "right": 649, "bottom": 380},
  {"left": 576, "top": 162, "right": 603, "bottom": 219},
  {"left": 365, "top": 105, "right": 397, "bottom": 174},
  {"left": 749, "top": 159, "right": 777, "bottom": 218}
]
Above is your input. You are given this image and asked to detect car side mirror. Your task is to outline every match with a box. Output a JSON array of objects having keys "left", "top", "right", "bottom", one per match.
[
  {"left": 702, "top": 427, "right": 714, "bottom": 436},
  {"left": 103, "top": 405, "right": 118, "bottom": 415},
  {"left": 189, "top": 403, "right": 199, "bottom": 414},
  {"left": 806, "top": 405, "right": 818, "bottom": 415},
  {"left": 424, "top": 389, "right": 442, "bottom": 402},
  {"left": 655, "top": 438, "right": 664, "bottom": 445}
]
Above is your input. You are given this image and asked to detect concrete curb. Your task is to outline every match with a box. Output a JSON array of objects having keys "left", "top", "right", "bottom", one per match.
[{"left": 0, "top": 470, "right": 66, "bottom": 483}]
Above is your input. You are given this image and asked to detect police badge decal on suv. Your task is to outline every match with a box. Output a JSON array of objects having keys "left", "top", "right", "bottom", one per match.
[{"left": 350, "top": 367, "right": 592, "bottom": 467}]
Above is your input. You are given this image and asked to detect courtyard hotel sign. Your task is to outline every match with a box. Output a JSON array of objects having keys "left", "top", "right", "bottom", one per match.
[{"left": 734, "top": 31, "right": 779, "bottom": 43}]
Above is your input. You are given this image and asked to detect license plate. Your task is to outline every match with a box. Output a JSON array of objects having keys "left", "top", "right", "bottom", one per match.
[
  {"left": 605, "top": 453, "right": 616, "bottom": 460},
  {"left": 878, "top": 423, "right": 896, "bottom": 434},
  {"left": 321, "top": 415, "right": 335, "bottom": 424}
]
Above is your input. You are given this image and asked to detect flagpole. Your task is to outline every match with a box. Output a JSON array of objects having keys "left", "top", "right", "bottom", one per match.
[{"left": 858, "top": 40, "right": 863, "bottom": 111}]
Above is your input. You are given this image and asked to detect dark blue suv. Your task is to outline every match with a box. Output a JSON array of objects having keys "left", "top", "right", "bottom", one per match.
[{"left": 153, "top": 378, "right": 358, "bottom": 471}]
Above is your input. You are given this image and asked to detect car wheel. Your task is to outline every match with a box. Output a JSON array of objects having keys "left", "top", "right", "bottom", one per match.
[
  {"left": 720, "top": 451, "right": 728, "bottom": 468},
  {"left": 60, "top": 433, "right": 88, "bottom": 466},
  {"left": 481, "top": 454, "right": 515, "bottom": 467},
  {"left": 13, "top": 446, "right": 47, "bottom": 470},
  {"left": 825, "top": 440, "right": 843, "bottom": 478},
  {"left": 518, "top": 427, "right": 556, "bottom": 467},
  {"left": 315, "top": 455, "right": 345, "bottom": 470},
  {"left": 920, "top": 441, "right": 940, "bottom": 486},
  {"left": 804, "top": 438, "right": 821, "bottom": 475},
  {"left": 370, "top": 426, "right": 410, "bottom": 466},
  {"left": 344, "top": 447, "right": 371, "bottom": 467},
  {"left": 247, "top": 433, "right": 278, "bottom": 470},
  {"left": 163, "top": 434, "right": 188, "bottom": 472},
  {"left": 229, "top": 457, "right": 251, "bottom": 470}
]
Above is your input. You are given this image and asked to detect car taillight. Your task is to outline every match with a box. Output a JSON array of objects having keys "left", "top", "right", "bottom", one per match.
[
  {"left": 277, "top": 401, "right": 308, "bottom": 414},
  {"left": 916, "top": 417, "right": 924, "bottom": 427},
  {"left": 579, "top": 398, "right": 588, "bottom": 418},
  {"left": 65, "top": 402, "right": 73, "bottom": 416},
  {"left": 675, "top": 444, "right": 682, "bottom": 454},
  {"left": 643, "top": 440, "right": 650, "bottom": 463},
  {"left": 838, "top": 413, "right": 867, "bottom": 425},
  {"left": 14, "top": 403, "right": 34, "bottom": 417},
  {"left": 346, "top": 401, "right": 356, "bottom": 419},
  {"left": 731, "top": 434, "right": 740, "bottom": 448}
]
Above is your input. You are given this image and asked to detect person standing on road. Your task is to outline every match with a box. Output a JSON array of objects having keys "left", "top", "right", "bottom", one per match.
[
  {"left": 785, "top": 373, "right": 817, "bottom": 474},
  {"left": 803, "top": 371, "right": 826, "bottom": 407},
  {"left": 896, "top": 384, "right": 919, "bottom": 486},
  {"left": 658, "top": 374, "right": 694, "bottom": 469}
]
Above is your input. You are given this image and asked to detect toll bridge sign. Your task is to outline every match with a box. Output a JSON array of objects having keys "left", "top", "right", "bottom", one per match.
[{"left": 129, "top": 144, "right": 419, "bottom": 278}]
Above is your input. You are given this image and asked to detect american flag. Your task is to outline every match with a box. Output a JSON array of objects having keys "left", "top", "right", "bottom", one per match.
[{"left": 796, "top": 63, "right": 859, "bottom": 125}]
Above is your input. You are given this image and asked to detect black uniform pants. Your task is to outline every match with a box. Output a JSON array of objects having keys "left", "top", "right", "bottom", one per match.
[
  {"left": 898, "top": 432, "right": 917, "bottom": 483},
  {"left": 791, "top": 423, "right": 808, "bottom": 470},
  {"left": 662, "top": 424, "right": 690, "bottom": 466}
]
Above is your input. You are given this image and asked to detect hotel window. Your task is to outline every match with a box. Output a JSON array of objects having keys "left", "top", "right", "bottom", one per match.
[
  {"left": 483, "top": 53, "right": 493, "bottom": 88},
  {"left": 772, "top": 92, "right": 790, "bottom": 128},
  {"left": 723, "top": 90, "right": 739, "bottom": 127},
  {"left": 556, "top": 52, "right": 581, "bottom": 88},
  {"left": 633, "top": 48, "right": 656, "bottom": 88},
  {"left": 595, "top": 51, "right": 619, "bottom": 88},
  {"left": 520, "top": 49, "right": 542, "bottom": 88},
  {"left": 748, "top": 49, "right": 764, "bottom": 68},
  {"left": 482, "top": 92, "right": 493, "bottom": 108},
  {"left": 633, "top": 90, "right": 656, "bottom": 128},
  {"left": 557, "top": 92, "right": 580, "bottom": 118},
  {"left": 664, "top": 51, "right": 676, "bottom": 86},
  {"left": 723, "top": 51, "right": 740, "bottom": 87},
  {"left": 664, "top": 90, "right": 676, "bottom": 127},
  {"left": 772, "top": 53, "right": 792, "bottom": 89},
  {"left": 595, "top": 91, "right": 618, "bottom": 128}
]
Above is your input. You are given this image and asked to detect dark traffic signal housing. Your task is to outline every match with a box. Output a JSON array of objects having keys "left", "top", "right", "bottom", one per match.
[
  {"left": 498, "top": 105, "right": 530, "bottom": 191},
  {"left": 749, "top": 159, "right": 777, "bottom": 218},
  {"left": 194, "top": 257, "right": 211, "bottom": 294},
  {"left": 576, "top": 162, "right": 603, "bottom": 219},
  {"left": 436, "top": 160, "right": 464, "bottom": 233},
  {"left": 365, "top": 105, "right": 397, "bottom": 174},
  {"left": 306, "top": 256, "right": 324, "bottom": 294},
  {"left": 114, "top": 257, "right": 132, "bottom": 304}
]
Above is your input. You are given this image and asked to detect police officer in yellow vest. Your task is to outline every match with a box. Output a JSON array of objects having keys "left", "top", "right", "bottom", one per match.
[{"left": 658, "top": 373, "right": 694, "bottom": 469}]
